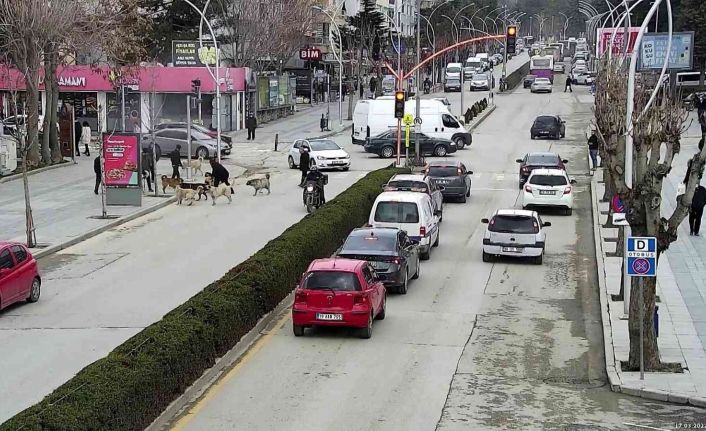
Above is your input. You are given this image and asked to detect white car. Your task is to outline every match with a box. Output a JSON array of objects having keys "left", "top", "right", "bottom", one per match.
[
  {"left": 470, "top": 73, "right": 490, "bottom": 91},
  {"left": 573, "top": 72, "right": 595, "bottom": 85},
  {"left": 385, "top": 174, "right": 444, "bottom": 222},
  {"left": 481, "top": 209, "right": 550, "bottom": 265},
  {"left": 522, "top": 168, "right": 576, "bottom": 215},
  {"left": 531, "top": 78, "right": 553, "bottom": 93},
  {"left": 553, "top": 63, "right": 566, "bottom": 74},
  {"left": 288, "top": 138, "right": 351, "bottom": 170}
]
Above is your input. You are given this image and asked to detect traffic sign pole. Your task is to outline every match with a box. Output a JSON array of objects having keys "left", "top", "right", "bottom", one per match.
[{"left": 640, "top": 276, "right": 644, "bottom": 380}]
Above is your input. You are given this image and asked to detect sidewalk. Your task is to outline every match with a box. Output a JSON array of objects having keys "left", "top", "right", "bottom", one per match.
[{"left": 592, "top": 115, "right": 706, "bottom": 406}]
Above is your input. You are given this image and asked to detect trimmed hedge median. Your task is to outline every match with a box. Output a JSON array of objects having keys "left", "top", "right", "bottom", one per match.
[{"left": 2, "top": 165, "right": 405, "bottom": 431}]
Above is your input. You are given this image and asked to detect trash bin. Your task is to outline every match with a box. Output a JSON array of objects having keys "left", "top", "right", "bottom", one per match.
[{"left": 654, "top": 305, "right": 659, "bottom": 338}]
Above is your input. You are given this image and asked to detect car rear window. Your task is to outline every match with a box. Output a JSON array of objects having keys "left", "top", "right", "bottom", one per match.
[
  {"left": 374, "top": 202, "right": 420, "bottom": 223},
  {"left": 529, "top": 174, "right": 567, "bottom": 186},
  {"left": 341, "top": 234, "right": 396, "bottom": 252},
  {"left": 428, "top": 166, "right": 459, "bottom": 177},
  {"left": 535, "top": 116, "right": 556, "bottom": 125},
  {"left": 10, "top": 245, "right": 27, "bottom": 264},
  {"left": 386, "top": 180, "right": 428, "bottom": 192},
  {"left": 303, "top": 271, "right": 362, "bottom": 291},
  {"left": 527, "top": 154, "right": 560, "bottom": 165},
  {"left": 489, "top": 215, "right": 539, "bottom": 234}
]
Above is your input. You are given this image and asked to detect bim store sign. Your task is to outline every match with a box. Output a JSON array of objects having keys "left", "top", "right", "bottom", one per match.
[
  {"left": 597, "top": 27, "right": 640, "bottom": 56},
  {"left": 172, "top": 40, "right": 218, "bottom": 67}
]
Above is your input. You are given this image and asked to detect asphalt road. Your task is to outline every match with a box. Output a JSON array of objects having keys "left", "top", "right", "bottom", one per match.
[{"left": 163, "top": 79, "right": 706, "bottom": 430}]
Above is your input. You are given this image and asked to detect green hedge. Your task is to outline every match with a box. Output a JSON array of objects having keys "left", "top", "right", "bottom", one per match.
[{"left": 2, "top": 165, "right": 406, "bottom": 431}]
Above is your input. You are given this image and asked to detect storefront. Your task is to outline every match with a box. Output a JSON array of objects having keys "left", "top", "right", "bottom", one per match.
[{"left": 0, "top": 65, "right": 247, "bottom": 133}]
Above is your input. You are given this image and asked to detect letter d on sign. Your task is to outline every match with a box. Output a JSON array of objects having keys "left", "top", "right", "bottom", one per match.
[{"left": 637, "top": 239, "right": 646, "bottom": 250}]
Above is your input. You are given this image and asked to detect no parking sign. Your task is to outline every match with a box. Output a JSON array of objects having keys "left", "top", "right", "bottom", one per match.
[{"left": 626, "top": 237, "right": 657, "bottom": 277}]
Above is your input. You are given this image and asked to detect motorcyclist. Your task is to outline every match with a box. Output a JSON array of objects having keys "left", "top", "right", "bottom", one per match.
[
  {"left": 423, "top": 77, "right": 431, "bottom": 93},
  {"left": 303, "top": 165, "right": 326, "bottom": 205}
]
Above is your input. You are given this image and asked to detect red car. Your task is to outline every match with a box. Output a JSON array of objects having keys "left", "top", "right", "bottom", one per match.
[
  {"left": 0, "top": 242, "right": 41, "bottom": 310},
  {"left": 292, "top": 258, "right": 386, "bottom": 339}
]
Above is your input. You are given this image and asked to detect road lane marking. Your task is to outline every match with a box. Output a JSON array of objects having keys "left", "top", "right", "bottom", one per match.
[{"left": 170, "top": 311, "right": 290, "bottom": 431}]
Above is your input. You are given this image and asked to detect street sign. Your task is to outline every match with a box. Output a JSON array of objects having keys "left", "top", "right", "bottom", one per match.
[
  {"left": 405, "top": 125, "right": 411, "bottom": 148},
  {"left": 612, "top": 213, "right": 629, "bottom": 226},
  {"left": 414, "top": 117, "right": 422, "bottom": 125},
  {"left": 611, "top": 195, "right": 625, "bottom": 213},
  {"left": 403, "top": 113, "right": 414, "bottom": 126},
  {"left": 172, "top": 40, "right": 217, "bottom": 67},
  {"left": 637, "top": 32, "right": 694, "bottom": 71},
  {"left": 627, "top": 236, "right": 657, "bottom": 277}
]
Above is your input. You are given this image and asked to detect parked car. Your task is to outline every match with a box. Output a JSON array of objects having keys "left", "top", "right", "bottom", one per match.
[
  {"left": 288, "top": 139, "right": 351, "bottom": 170},
  {"left": 385, "top": 174, "right": 444, "bottom": 221},
  {"left": 155, "top": 122, "right": 233, "bottom": 144},
  {"left": 444, "top": 78, "right": 462, "bottom": 92},
  {"left": 470, "top": 73, "right": 490, "bottom": 91},
  {"left": 572, "top": 63, "right": 588, "bottom": 75},
  {"left": 2, "top": 114, "right": 51, "bottom": 136},
  {"left": 363, "top": 130, "right": 457, "bottom": 158},
  {"left": 530, "top": 115, "right": 565, "bottom": 140},
  {"left": 573, "top": 72, "right": 596, "bottom": 85},
  {"left": 531, "top": 77, "right": 553, "bottom": 93},
  {"left": 0, "top": 242, "right": 41, "bottom": 311},
  {"left": 481, "top": 209, "right": 551, "bottom": 264},
  {"left": 553, "top": 63, "right": 566, "bottom": 74},
  {"left": 522, "top": 168, "right": 576, "bottom": 215},
  {"left": 336, "top": 228, "right": 420, "bottom": 294},
  {"left": 523, "top": 75, "right": 537, "bottom": 89},
  {"left": 292, "top": 258, "right": 386, "bottom": 338},
  {"left": 142, "top": 128, "right": 230, "bottom": 159},
  {"left": 516, "top": 151, "right": 569, "bottom": 188},
  {"left": 425, "top": 160, "right": 472, "bottom": 203}
]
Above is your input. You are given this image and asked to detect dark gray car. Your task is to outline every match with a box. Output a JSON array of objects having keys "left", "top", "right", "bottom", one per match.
[
  {"left": 426, "top": 161, "right": 473, "bottom": 203},
  {"left": 142, "top": 128, "right": 230, "bottom": 159}
]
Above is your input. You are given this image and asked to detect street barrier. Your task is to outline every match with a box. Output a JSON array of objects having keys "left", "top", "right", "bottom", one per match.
[
  {"left": 503, "top": 59, "right": 531, "bottom": 91},
  {"left": 1, "top": 165, "right": 407, "bottom": 431}
]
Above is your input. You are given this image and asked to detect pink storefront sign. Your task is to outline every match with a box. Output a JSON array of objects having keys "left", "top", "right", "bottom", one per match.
[{"left": 0, "top": 65, "right": 246, "bottom": 93}]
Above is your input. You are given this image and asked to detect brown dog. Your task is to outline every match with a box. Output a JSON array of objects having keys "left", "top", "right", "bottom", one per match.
[
  {"left": 175, "top": 185, "right": 203, "bottom": 206},
  {"left": 161, "top": 175, "right": 183, "bottom": 194}
]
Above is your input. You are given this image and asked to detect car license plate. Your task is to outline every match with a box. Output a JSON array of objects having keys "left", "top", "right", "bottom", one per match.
[
  {"left": 332, "top": 160, "right": 345, "bottom": 165},
  {"left": 316, "top": 313, "right": 343, "bottom": 321},
  {"left": 502, "top": 247, "right": 523, "bottom": 253},
  {"left": 539, "top": 190, "right": 555, "bottom": 195}
]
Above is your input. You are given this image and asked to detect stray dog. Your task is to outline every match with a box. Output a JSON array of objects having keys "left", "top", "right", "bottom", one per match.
[
  {"left": 246, "top": 174, "right": 271, "bottom": 196},
  {"left": 209, "top": 182, "right": 233, "bottom": 205},
  {"left": 161, "top": 175, "right": 183, "bottom": 194},
  {"left": 182, "top": 156, "right": 204, "bottom": 175},
  {"left": 175, "top": 185, "right": 203, "bottom": 206}
]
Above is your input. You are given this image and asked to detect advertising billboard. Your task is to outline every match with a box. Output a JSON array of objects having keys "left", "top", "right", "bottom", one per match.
[
  {"left": 638, "top": 32, "right": 694, "bottom": 71},
  {"left": 172, "top": 40, "right": 217, "bottom": 67},
  {"left": 102, "top": 133, "right": 140, "bottom": 187},
  {"left": 597, "top": 27, "right": 641, "bottom": 56}
]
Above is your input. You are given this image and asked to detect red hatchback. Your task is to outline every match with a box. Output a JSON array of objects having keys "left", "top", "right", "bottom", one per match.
[
  {"left": 292, "top": 258, "right": 386, "bottom": 339},
  {"left": 0, "top": 242, "right": 41, "bottom": 310}
]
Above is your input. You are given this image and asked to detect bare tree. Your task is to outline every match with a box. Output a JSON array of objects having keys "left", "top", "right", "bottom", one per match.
[{"left": 594, "top": 59, "right": 703, "bottom": 371}]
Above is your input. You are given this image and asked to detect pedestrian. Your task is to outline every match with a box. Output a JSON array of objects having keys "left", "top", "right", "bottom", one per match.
[
  {"left": 80, "top": 121, "right": 92, "bottom": 156},
  {"left": 169, "top": 144, "right": 182, "bottom": 179},
  {"left": 588, "top": 130, "right": 599, "bottom": 170},
  {"left": 74, "top": 120, "right": 82, "bottom": 156},
  {"left": 684, "top": 137, "right": 705, "bottom": 184},
  {"left": 690, "top": 184, "right": 706, "bottom": 236},
  {"left": 359, "top": 78, "right": 364, "bottom": 98},
  {"left": 93, "top": 155, "right": 101, "bottom": 195},
  {"left": 564, "top": 75, "right": 573, "bottom": 93},
  {"left": 320, "top": 114, "right": 326, "bottom": 132},
  {"left": 245, "top": 114, "right": 257, "bottom": 140},
  {"left": 341, "top": 82, "right": 347, "bottom": 101},
  {"left": 141, "top": 147, "right": 156, "bottom": 192},
  {"left": 299, "top": 145, "right": 310, "bottom": 187},
  {"left": 208, "top": 157, "right": 231, "bottom": 187}
]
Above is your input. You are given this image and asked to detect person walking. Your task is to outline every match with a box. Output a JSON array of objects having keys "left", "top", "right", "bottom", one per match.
[
  {"left": 690, "top": 184, "right": 706, "bottom": 236},
  {"left": 169, "top": 144, "right": 182, "bottom": 179},
  {"left": 74, "top": 120, "right": 82, "bottom": 156},
  {"left": 683, "top": 138, "right": 705, "bottom": 184},
  {"left": 320, "top": 114, "right": 327, "bottom": 132},
  {"left": 141, "top": 147, "right": 156, "bottom": 192},
  {"left": 208, "top": 157, "right": 231, "bottom": 188},
  {"left": 588, "top": 130, "right": 599, "bottom": 171},
  {"left": 245, "top": 114, "right": 257, "bottom": 140},
  {"left": 299, "top": 145, "right": 310, "bottom": 187},
  {"left": 564, "top": 75, "right": 573, "bottom": 93},
  {"left": 80, "top": 121, "right": 92, "bottom": 156},
  {"left": 93, "top": 155, "right": 102, "bottom": 195}
]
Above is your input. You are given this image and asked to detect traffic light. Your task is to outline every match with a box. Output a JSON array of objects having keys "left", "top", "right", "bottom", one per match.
[
  {"left": 506, "top": 25, "right": 517, "bottom": 55},
  {"left": 394, "top": 90, "right": 405, "bottom": 119}
]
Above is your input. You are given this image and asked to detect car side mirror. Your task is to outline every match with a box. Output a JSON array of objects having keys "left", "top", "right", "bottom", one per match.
[
  {"left": 562, "top": 159, "right": 569, "bottom": 164},
  {"left": 468, "top": 170, "right": 473, "bottom": 175},
  {"left": 570, "top": 178, "right": 577, "bottom": 184},
  {"left": 481, "top": 218, "right": 489, "bottom": 224},
  {"left": 516, "top": 159, "right": 523, "bottom": 163},
  {"left": 543, "top": 222, "right": 552, "bottom": 227}
]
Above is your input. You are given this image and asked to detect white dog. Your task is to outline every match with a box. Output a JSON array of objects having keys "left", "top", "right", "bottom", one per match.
[
  {"left": 209, "top": 182, "right": 233, "bottom": 205},
  {"left": 182, "top": 156, "right": 204, "bottom": 175},
  {"left": 175, "top": 185, "right": 203, "bottom": 206}
]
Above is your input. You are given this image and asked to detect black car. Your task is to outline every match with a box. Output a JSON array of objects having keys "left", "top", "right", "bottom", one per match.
[
  {"left": 523, "top": 75, "right": 537, "bottom": 88},
  {"left": 336, "top": 228, "right": 420, "bottom": 294},
  {"left": 155, "top": 122, "right": 233, "bottom": 144},
  {"left": 425, "top": 161, "right": 473, "bottom": 203},
  {"left": 530, "top": 115, "right": 565, "bottom": 140},
  {"left": 516, "top": 152, "right": 569, "bottom": 188},
  {"left": 444, "top": 78, "right": 462, "bottom": 92},
  {"left": 364, "top": 131, "right": 458, "bottom": 158}
]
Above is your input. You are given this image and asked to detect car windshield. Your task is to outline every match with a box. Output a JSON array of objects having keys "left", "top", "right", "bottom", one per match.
[
  {"left": 447, "top": 66, "right": 461, "bottom": 73},
  {"left": 428, "top": 166, "right": 459, "bottom": 177},
  {"left": 310, "top": 140, "right": 340, "bottom": 151},
  {"left": 529, "top": 174, "right": 567, "bottom": 186},
  {"left": 374, "top": 202, "right": 420, "bottom": 223},
  {"left": 341, "top": 234, "right": 396, "bottom": 253},
  {"left": 526, "top": 154, "right": 560, "bottom": 165},
  {"left": 473, "top": 74, "right": 487, "bottom": 80},
  {"left": 303, "top": 271, "right": 362, "bottom": 291},
  {"left": 386, "top": 180, "right": 428, "bottom": 192},
  {"left": 489, "top": 215, "right": 538, "bottom": 234}
]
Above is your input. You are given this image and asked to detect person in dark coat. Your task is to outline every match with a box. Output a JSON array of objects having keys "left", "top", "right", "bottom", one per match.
[
  {"left": 588, "top": 131, "right": 599, "bottom": 170},
  {"left": 690, "top": 184, "right": 706, "bottom": 235},
  {"left": 245, "top": 114, "right": 257, "bottom": 140},
  {"left": 564, "top": 75, "right": 573, "bottom": 92},
  {"left": 683, "top": 138, "right": 705, "bottom": 184},
  {"left": 74, "top": 120, "right": 82, "bottom": 156},
  {"left": 208, "top": 158, "right": 231, "bottom": 188},
  {"left": 299, "top": 145, "right": 310, "bottom": 187},
  {"left": 141, "top": 147, "right": 156, "bottom": 192},
  {"left": 320, "top": 114, "right": 327, "bottom": 132},
  {"left": 169, "top": 145, "right": 182, "bottom": 179},
  {"left": 94, "top": 156, "right": 101, "bottom": 195}
]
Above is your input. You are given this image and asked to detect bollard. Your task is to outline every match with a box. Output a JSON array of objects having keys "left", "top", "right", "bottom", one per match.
[
  {"left": 654, "top": 305, "right": 659, "bottom": 338},
  {"left": 274, "top": 133, "right": 279, "bottom": 152}
]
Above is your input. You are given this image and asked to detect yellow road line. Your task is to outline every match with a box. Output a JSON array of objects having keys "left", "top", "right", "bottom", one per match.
[{"left": 171, "top": 311, "right": 290, "bottom": 430}]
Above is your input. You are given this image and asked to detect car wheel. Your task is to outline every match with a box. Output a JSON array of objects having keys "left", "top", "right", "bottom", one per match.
[
  {"left": 561, "top": 132, "right": 565, "bottom": 138},
  {"left": 433, "top": 230, "right": 439, "bottom": 247},
  {"left": 293, "top": 324, "right": 305, "bottom": 337},
  {"left": 196, "top": 146, "right": 209, "bottom": 159},
  {"left": 420, "top": 247, "right": 430, "bottom": 261},
  {"left": 288, "top": 156, "right": 296, "bottom": 169},
  {"left": 453, "top": 136, "right": 466, "bottom": 150},
  {"left": 530, "top": 134, "right": 535, "bottom": 140},
  {"left": 398, "top": 270, "right": 409, "bottom": 295},
  {"left": 434, "top": 145, "right": 448, "bottom": 157},
  {"left": 381, "top": 146, "right": 395, "bottom": 158},
  {"left": 412, "top": 257, "right": 420, "bottom": 279},
  {"left": 482, "top": 251, "right": 492, "bottom": 262},
  {"left": 359, "top": 313, "right": 373, "bottom": 339},
  {"left": 533, "top": 253, "right": 543, "bottom": 265},
  {"left": 342, "top": 166, "right": 350, "bottom": 171},
  {"left": 460, "top": 193, "right": 467, "bottom": 203},
  {"left": 466, "top": 187, "right": 471, "bottom": 197},
  {"left": 27, "top": 277, "right": 40, "bottom": 303},
  {"left": 376, "top": 293, "right": 387, "bottom": 320},
  {"left": 565, "top": 207, "right": 573, "bottom": 216}
]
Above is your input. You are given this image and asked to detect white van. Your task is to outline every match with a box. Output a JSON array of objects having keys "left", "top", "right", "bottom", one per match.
[
  {"left": 475, "top": 53, "right": 491, "bottom": 70},
  {"left": 445, "top": 62, "right": 462, "bottom": 80},
  {"left": 352, "top": 99, "right": 472, "bottom": 148},
  {"left": 464, "top": 57, "right": 483, "bottom": 79},
  {"left": 369, "top": 191, "right": 440, "bottom": 260}
]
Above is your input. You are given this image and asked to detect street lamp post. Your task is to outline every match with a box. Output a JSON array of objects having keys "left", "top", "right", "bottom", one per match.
[
  {"left": 313, "top": 5, "right": 344, "bottom": 127},
  {"left": 425, "top": 0, "right": 454, "bottom": 85},
  {"left": 442, "top": 14, "right": 464, "bottom": 117}
]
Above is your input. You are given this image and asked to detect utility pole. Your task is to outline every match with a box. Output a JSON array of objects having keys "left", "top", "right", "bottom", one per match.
[{"left": 414, "top": 0, "right": 421, "bottom": 161}]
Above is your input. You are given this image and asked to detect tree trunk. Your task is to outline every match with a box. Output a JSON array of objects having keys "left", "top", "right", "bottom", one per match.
[
  {"left": 22, "top": 149, "right": 35, "bottom": 248},
  {"left": 42, "top": 53, "right": 53, "bottom": 164},
  {"left": 699, "top": 57, "right": 704, "bottom": 91},
  {"left": 49, "top": 51, "right": 61, "bottom": 163},
  {"left": 25, "top": 66, "right": 41, "bottom": 167},
  {"left": 627, "top": 276, "right": 660, "bottom": 370}
]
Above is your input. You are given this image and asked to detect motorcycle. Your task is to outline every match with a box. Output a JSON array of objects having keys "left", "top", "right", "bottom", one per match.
[{"left": 303, "top": 175, "right": 327, "bottom": 213}]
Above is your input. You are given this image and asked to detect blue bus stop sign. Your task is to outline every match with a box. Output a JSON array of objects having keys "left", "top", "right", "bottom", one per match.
[{"left": 627, "top": 237, "right": 657, "bottom": 277}]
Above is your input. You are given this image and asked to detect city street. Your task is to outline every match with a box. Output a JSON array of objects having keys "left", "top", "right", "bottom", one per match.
[{"left": 160, "top": 80, "right": 706, "bottom": 430}]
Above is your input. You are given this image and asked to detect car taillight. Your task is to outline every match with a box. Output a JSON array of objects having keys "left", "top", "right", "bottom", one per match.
[
  {"left": 524, "top": 185, "right": 532, "bottom": 192},
  {"left": 385, "top": 257, "right": 401, "bottom": 265},
  {"left": 420, "top": 226, "right": 426, "bottom": 236},
  {"left": 563, "top": 186, "right": 572, "bottom": 195},
  {"left": 354, "top": 294, "right": 369, "bottom": 304},
  {"left": 295, "top": 291, "right": 307, "bottom": 303},
  {"left": 521, "top": 167, "right": 529, "bottom": 172}
]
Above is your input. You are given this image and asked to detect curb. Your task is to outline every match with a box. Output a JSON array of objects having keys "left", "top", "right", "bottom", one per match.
[
  {"left": 467, "top": 104, "right": 497, "bottom": 133},
  {"left": 145, "top": 291, "right": 295, "bottom": 431},
  {"left": 33, "top": 196, "right": 177, "bottom": 260},
  {"left": 0, "top": 160, "right": 73, "bottom": 184},
  {"left": 311, "top": 123, "right": 353, "bottom": 140}
]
